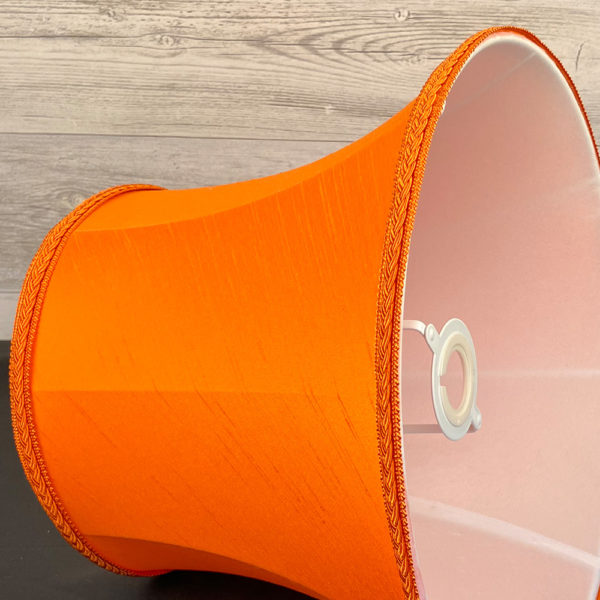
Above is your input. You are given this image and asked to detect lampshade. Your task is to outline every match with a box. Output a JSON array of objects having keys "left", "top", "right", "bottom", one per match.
[{"left": 9, "top": 26, "right": 600, "bottom": 600}]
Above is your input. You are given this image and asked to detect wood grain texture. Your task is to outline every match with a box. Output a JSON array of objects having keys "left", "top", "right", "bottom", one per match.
[
  {"left": 0, "top": 133, "right": 343, "bottom": 288},
  {"left": 0, "top": 1, "right": 599, "bottom": 335},
  {"left": 1, "top": 1, "right": 599, "bottom": 140}
]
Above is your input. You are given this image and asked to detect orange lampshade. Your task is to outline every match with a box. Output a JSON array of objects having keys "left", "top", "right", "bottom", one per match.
[{"left": 10, "top": 27, "right": 600, "bottom": 600}]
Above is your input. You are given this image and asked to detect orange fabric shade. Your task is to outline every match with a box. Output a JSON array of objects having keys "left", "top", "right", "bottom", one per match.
[{"left": 9, "top": 27, "right": 600, "bottom": 600}]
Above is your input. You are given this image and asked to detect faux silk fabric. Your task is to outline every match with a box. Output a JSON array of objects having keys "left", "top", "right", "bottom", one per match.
[{"left": 9, "top": 27, "right": 599, "bottom": 600}]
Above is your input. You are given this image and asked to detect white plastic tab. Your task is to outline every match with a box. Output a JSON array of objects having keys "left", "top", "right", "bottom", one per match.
[{"left": 404, "top": 318, "right": 481, "bottom": 441}]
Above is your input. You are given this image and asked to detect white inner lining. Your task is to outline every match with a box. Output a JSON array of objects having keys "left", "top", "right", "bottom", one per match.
[{"left": 401, "top": 33, "right": 600, "bottom": 600}]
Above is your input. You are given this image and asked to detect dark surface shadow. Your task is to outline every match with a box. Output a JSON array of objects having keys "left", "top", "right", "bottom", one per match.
[
  {"left": 146, "top": 571, "right": 311, "bottom": 599},
  {"left": 0, "top": 341, "right": 313, "bottom": 600}
]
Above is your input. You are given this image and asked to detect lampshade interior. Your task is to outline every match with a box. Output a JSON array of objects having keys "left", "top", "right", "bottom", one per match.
[{"left": 401, "top": 32, "right": 600, "bottom": 599}]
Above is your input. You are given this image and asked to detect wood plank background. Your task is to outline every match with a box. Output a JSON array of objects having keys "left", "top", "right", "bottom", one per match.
[{"left": 1, "top": 1, "right": 599, "bottom": 338}]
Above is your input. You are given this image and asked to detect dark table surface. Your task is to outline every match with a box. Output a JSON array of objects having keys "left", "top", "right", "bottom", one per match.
[{"left": 0, "top": 341, "right": 311, "bottom": 600}]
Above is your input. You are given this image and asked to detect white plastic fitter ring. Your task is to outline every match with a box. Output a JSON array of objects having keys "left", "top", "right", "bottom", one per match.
[{"left": 404, "top": 318, "right": 481, "bottom": 441}]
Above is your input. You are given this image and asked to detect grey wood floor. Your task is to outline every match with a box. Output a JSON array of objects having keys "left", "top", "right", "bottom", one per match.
[{"left": 1, "top": 1, "right": 599, "bottom": 338}]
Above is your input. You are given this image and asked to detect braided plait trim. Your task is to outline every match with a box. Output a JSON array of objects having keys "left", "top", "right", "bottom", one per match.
[
  {"left": 9, "top": 184, "right": 167, "bottom": 576},
  {"left": 375, "top": 27, "right": 537, "bottom": 599}
]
